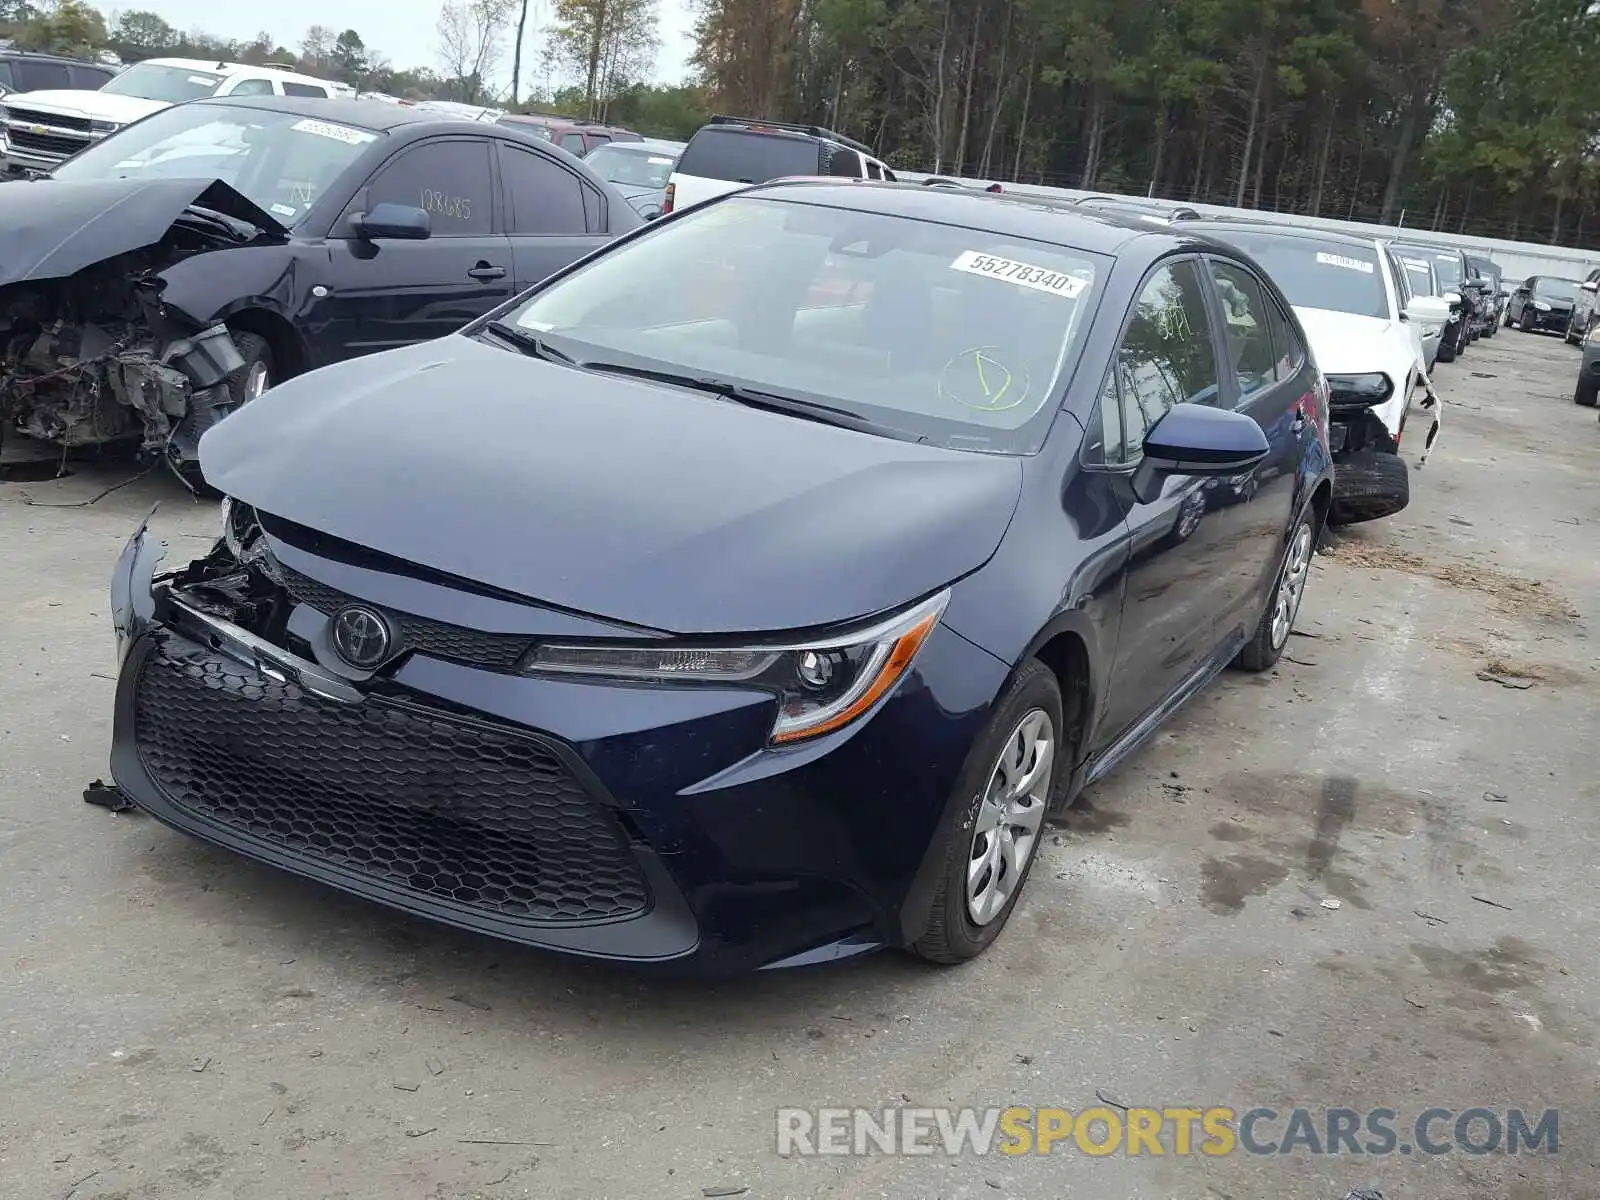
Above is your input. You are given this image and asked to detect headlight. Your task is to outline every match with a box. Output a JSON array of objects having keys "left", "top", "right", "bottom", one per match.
[
  {"left": 521, "top": 590, "right": 949, "bottom": 745},
  {"left": 89, "top": 119, "right": 121, "bottom": 136},
  {"left": 1326, "top": 372, "right": 1394, "bottom": 408},
  {"left": 1534, "top": 300, "right": 1552, "bottom": 311}
]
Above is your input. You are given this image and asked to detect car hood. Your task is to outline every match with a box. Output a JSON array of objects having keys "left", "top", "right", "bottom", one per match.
[
  {"left": 0, "top": 176, "right": 286, "bottom": 285},
  {"left": 199, "top": 336, "right": 1026, "bottom": 634},
  {"left": 7, "top": 90, "right": 168, "bottom": 123},
  {"left": 1292, "top": 307, "right": 1408, "bottom": 375}
]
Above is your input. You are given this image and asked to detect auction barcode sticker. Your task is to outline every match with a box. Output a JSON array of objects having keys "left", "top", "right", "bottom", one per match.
[
  {"left": 290, "top": 118, "right": 378, "bottom": 146},
  {"left": 1315, "top": 251, "right": 1374, "bottom": 274},
  {"left": 950, "top": 250, "right": 1088, "bottom": 298}
]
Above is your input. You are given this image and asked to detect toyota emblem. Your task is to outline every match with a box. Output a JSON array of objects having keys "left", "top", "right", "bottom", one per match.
[{"left": 331, "top": 605, "right": 392, "bottom": 668}]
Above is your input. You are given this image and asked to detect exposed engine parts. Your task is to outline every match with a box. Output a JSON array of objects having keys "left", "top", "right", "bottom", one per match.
[{"left": 0, "top": 220, "right": 249, "bottom": 466}]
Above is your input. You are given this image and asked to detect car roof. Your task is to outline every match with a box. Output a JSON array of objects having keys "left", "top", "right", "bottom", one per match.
[
  {"left": 1195, "top": 218, "right": 1379, "bottom": 250},
  {"left": 140, "top": 56, "right": 334, "bottom": 85},
  {"left": 190, "top": 94, "right": 470, "bottom": 132},
  {"left": 599, "top": 138, "right": 684, "bottom": 153},
  {"left": 737, "top": 179, "right": 1186, "bottom": 256}
]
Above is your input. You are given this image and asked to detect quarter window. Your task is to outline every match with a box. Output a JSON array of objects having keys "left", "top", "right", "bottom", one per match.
[
  {"left": 362, "top": 140, "right": 494, "bottom": 236},
  {"left": 1208, "top": 260, "right": 1277, "bottom": 401},
  {"left": 283, "top": 82, "right": 329, "bottom": 98},
  {"left": 560, "top": 132, "right": 587, "bottom": 156}
]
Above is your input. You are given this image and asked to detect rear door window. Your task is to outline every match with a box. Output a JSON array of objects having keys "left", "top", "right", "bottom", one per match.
[
  {"left": 499, "top": 143, "right": 588, "bottom": 235},
  {"left": 283, "top": 82, "right": 330, "bottom": 98},
  {"left": 559, "top": 132, "right": 587, "bottom": 156},
  {"left": 675, "top": 127, "right": 821, "bottom": 183}
]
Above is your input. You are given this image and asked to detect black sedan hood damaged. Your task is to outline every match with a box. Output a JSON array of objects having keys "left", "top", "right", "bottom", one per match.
[
  {"left": 199, "top": 337, "right": 1025, "bottom": 634},
  {"left": 0, "top": 176, "right": 286, "bottom": 286}
]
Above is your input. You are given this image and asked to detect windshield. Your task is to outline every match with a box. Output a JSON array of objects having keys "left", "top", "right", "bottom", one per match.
[
  {"left": 52, "top": 103, "right": 377, "bottom": 226},
  {"left": 503, "top": 194, "right": 1101, "bottom": 453},
  {"left": 1535, "top": 277, "right": 1579, "bottom": 300},
  {"left": 585, "top": 144, "right": 676, "bottom": 188},
  {"left": 1208, "top": 231, "right": 1387, "bottom": 319},
  {"left": 101, "top": 62, "right": 224, "bottom": 103}
]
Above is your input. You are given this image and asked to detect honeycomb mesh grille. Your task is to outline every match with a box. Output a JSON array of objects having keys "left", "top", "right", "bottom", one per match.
[
  {"left": 133, "top": 642, "right": 651, "bottom": 925},
  {"left": 280, "top": 566, "right": 532, "bottom": 671}
]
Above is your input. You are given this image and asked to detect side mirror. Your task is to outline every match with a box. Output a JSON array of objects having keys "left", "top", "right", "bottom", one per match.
[
  {"left": 639, "top": 204, "right": 663, "bottom": 220},
  {"left": 1406, "top": 297, "right": 1450, "bottom": 325},
  {"left": 1442, "top": 290, "right": 1462, "bottom": 307},
  {"left": 1131, "top": 404, "right": 1270, "bottom": 504},
  {"left": 1582, "top": 280, "right": 1599, "bottom": 293},
  {"left": 350, "top": 202, "right": 431, "bottom": 240}
]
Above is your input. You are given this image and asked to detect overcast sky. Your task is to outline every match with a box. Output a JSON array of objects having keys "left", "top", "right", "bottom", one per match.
[{"left": 107, "top": 0, "right": 699, "bottom": 91}]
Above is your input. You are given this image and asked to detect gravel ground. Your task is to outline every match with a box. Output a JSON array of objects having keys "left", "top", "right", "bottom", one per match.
[{"left": 2, "top": 330, "right": 1597, "bottom": 1200}]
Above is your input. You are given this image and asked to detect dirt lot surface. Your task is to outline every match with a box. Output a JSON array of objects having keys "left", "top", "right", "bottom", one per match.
[{"left": 2, "top": 331, "right": 1597, "bottom": 1200}]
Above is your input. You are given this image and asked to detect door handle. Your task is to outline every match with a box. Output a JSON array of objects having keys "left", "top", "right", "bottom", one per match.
[{"left": 468, "top": 263, "right": 506, "bottom": 280}]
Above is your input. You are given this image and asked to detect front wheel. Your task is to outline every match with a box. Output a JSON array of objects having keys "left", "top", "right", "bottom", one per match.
[
  {"left": 1575, "top": 373, "right": 1599, "bottom": 407},
  {"left": 911, "top": 659, "right": 1063, "bottom": 964},
  {"left": 1235, "top": 512, "right": 1317, "bottom": 672}
]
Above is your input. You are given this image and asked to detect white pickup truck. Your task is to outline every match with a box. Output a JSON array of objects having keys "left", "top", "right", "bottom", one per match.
[{"left": 0, "top": 57, "right": 347, "bottom": 176}]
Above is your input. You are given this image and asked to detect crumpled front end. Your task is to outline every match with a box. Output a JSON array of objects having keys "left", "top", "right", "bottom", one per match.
[{"left": 1, "top": 253, "right": 246, "bottom": 463}]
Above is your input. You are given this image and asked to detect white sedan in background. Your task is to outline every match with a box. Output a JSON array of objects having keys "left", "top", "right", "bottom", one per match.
[{"left": 1195, "top": 220, "right": 1447, "bottom": 454}]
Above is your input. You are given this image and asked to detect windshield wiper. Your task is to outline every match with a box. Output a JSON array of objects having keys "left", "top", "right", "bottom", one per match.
[
  {"left": 484, "top": 321, "right": 576, "bottom": 363},
  {"left": 576, "top": 360, "right": 881, "bottom": 434}
]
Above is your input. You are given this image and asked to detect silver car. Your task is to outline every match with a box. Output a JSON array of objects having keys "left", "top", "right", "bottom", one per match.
[{"left": 581, "top": 137, "right": 684, "bottom": 219}]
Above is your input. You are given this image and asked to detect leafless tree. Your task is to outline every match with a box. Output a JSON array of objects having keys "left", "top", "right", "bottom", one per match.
[{"left": 436, "top": 0, "right": 516, "bottom": 103}]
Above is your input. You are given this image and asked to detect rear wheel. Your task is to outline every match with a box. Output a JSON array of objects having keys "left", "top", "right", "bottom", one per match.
[
  {"left": 1575, "top": 373, "right": 1599, "bottom": 408},
  {"left": 1235, "top": 511, "right": 1317, "bottom": 672},
  {"left": 912, "top": 659, "right": 1063, "bottom": 965}
]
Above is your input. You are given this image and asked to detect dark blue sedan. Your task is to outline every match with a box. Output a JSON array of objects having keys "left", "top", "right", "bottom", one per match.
[{"left": 108, "top": 182, "right": 1333, "bottom": 972}]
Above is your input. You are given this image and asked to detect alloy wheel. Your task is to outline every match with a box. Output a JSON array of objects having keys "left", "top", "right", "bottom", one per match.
[
  {"left": 966, "top": 709, "right": 1053, "bottom": 926},
  {"left": 1270, "top": 521, "right": 1315, "bottom": 649}
]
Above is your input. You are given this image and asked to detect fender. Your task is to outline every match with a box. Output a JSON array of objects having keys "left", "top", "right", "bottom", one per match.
[{"left": 156, "top": 243, "right": 323, "bottom": 334}]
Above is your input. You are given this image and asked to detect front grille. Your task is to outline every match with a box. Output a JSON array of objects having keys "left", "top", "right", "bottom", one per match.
[
  {"left": 6, "top": 106, "right": 92, "bottom": 132},
  {"left": 280, "top": 566, "right": 533, "bottom": 671},
  {"left": 133, "top": 641, "right": 651, "bottom": 924},
  {"left": 7, "top": 127, "right": 85, "bottom": 157}
]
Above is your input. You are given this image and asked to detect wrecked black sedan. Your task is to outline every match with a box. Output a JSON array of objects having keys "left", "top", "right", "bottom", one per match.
[{"left": 1, "top": 96, "right": 640, "bottom": 475}]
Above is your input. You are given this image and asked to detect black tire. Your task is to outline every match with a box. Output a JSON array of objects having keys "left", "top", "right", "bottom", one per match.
[
  {"left": 1235, "top": 508, "right": 1318, "bottom": 672},
  {"left": 911, "top": 658, "right": 1065, "bottom": 965},
  {"left": 1575, "top": 373, "right": 1599, "bottom": 408},
  {"left": 1563, "top": 313, "right": 1579, "bottom": 344},
  {"left": 1328, "top": 449, "right": 1410, "bottom": 527},
  {"left": 174, "top": 331, "right": 275, "bottom": 494},
  {"left": 1483, "top": 311, "right": 1497, "bottom": 338},
  {"left": 1436, "top": 330, "right": 1457, "bottom": 364}
]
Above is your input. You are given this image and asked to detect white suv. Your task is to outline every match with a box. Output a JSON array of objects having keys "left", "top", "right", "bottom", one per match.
[
  {"left": 1, "top": 57, "right": 346, "bottom": 175},
  {"left": 663, "top": 116, "right": 893, "bottom": 214}
]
